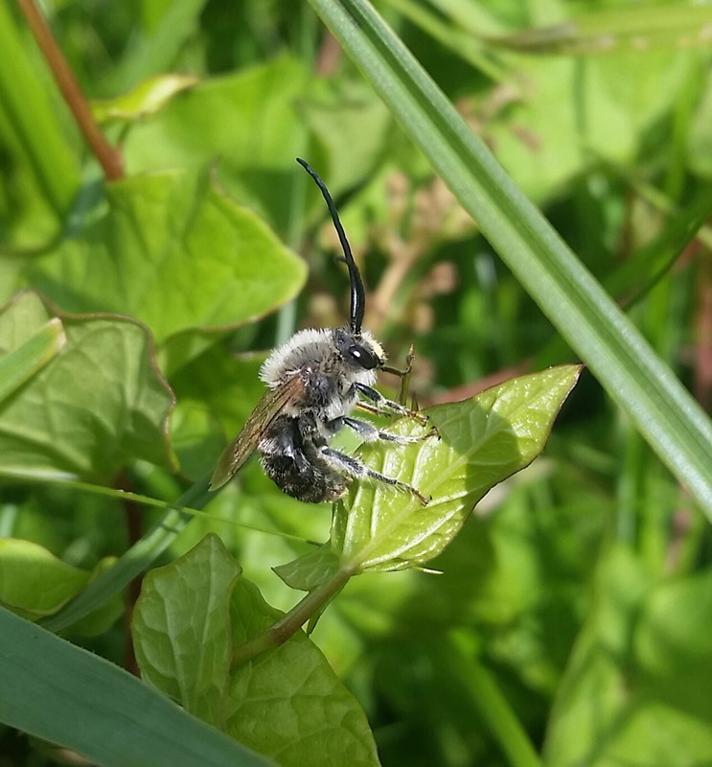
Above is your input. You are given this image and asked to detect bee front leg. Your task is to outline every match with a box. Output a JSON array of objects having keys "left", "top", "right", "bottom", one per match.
[
  {"left": 320, "top": 447, "right": 429, "bottom": 506},
  {"left": 353, "top": 383, "right": 430, "bottom": 426}
]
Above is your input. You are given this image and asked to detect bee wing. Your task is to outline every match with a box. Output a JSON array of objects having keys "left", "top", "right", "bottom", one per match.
[{"left": 209, "top": 374, "right": 306, "bottom": 491}]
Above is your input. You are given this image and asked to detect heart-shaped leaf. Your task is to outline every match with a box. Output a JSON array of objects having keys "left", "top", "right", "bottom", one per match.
[
  {"left": 133, "top": 535, "right": 379, "bottom": 767},
  {"left": 334, "top": 365, "right": 581, "bottom": 572},
  {"left": 31, "top": 171, "right": 306, "bottom": 343}
]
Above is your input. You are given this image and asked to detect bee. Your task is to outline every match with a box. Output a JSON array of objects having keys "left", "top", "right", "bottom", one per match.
[{"left": 209, "top": 158, "right": 434, "bottom": 505}]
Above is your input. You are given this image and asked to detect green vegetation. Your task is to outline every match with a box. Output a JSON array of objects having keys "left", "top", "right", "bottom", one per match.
[{"left": 1, "top": 1, "right": 711, "bottom": 765}]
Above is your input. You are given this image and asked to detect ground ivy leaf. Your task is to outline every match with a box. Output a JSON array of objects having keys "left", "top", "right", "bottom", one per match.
[
  {"left": 227, "top": 578, "right": 379, "bottom": 767},
  {"left": 132, "top": 534, "right": 241, "bottom": 726},
  {"left": 134, "top": 535, "right": 379, "bottom": 766},
  {"left": 31, "top": 171, "right": 306, "bottom": 343},
  {"left": 273, "top": 546, "right": 341, "bottom": 592},
  {"left": 0, "top": 539, "right": 90, "bottom": 618},
  {"left": 337, "top": 365, "right": 581, "bottom": 572},
  {"left": 122, "top": 55, "right": 314, "bottom": 232},
  {"left": 0, "top": 292, "right": 174, "bottom": 480}
]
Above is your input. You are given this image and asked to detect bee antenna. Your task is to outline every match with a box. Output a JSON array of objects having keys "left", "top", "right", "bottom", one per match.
[{"left": 296, "top": 157, "right": 365, "bottom": 334}]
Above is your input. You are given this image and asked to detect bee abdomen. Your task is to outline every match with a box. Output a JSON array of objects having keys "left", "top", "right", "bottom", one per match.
[{"left": 259, "top": 415, "right": 347, "bottom": 504}]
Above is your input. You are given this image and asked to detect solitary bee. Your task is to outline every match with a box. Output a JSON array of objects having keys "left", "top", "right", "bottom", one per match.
[{"left": 209, "top": 158, "right": 433, "bottom": 505}]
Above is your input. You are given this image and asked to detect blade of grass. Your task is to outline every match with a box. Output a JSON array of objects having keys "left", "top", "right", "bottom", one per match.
[
  {"left": 0, "top": 468, "right": 315, "bottom": 544},
  {"left": 41, "top": 476, "right": 212, "bottom": 632},
  {"left": 306, "top": 0, "right": 712, "bottom": 513},
  {"left": 0, "top": 606, "right": 270, "bottom": 767},
  {"left": 0, "top": 318, "right": 66, "bottom": 403},
  {"left": 0, "top": 2, "right": 78, "bottom": 214}
]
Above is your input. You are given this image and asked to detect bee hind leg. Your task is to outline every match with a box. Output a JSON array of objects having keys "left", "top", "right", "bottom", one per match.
[{"left": 320, "top": 447, "right": 429, "bottom": 506}]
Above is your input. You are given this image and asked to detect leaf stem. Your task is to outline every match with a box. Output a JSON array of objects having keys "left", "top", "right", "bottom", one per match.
[
  {"left": 231, "top": 565, "right": 354, "bottom": 666},
  {"left": 17, "top": 0, "right": 124, "bottom": 181}
]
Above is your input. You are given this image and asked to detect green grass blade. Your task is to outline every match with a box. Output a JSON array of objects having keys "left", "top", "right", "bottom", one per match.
[
  {"left": 41, "top": 476, "right": 211, "bottom": 632},
  {"left": 306, "top": 0, "right": 712, "bottom": 514},
  {"left": 0, "top": 318, "right": 65, "bottom": 403},
  {"left": 0, "top": 606, "right": 270, "bottom": 767},
  {"left": 0, "top": 3, "right": 78, "bottom": 215}
]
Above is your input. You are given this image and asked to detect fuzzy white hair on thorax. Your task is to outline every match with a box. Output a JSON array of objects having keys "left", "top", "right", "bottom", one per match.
[{"left": 260, "top": 328, "right": 333, "bottom": 387}]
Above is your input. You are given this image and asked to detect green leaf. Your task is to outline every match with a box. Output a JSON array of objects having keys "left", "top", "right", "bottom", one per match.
[
  {"left": 335, "top": 366, "right": 580, "bottom": 572},
  {"left": 0, "top": 539, "right": 89, "bottom": 618},
  {"left": 0, "top": 605, "right": 270, "bottom": 767},
  {"left": 92, "top": 73, "right": 198, "bottom": 124},
  {"left": 0, "top": 292, "right": 174, "bottom": 480},
  {"left": 133, "top": 533, "right": 241, "bottom": 725},
  {"left": 306, "top": 0, "right": 712, "bottom": 514},
  {"left": 226, "top": 578, "right": 379, "bottom": 767},
  {"left": 0, "top": 317, "right": 65, "bottom": 403},
  {"left": 133, "top": 535, "right": 379, "bottom": 767},
  {"left": 31, "top": 172, "right": 306, "bottom": 343},
  {"left": 123, "top": 56, "right": 313, "bottom": 231},
  {"left": 544, "top": 548, "right": 712, "bottom": 767},
  {"left": 273, "top": 546, "right": 341, "bottom": 592}
]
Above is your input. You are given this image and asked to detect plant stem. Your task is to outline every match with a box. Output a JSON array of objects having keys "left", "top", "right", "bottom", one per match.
[
  {"left": 448, "top": 632, "right": 542, "bottom": 767},
  {"left": 231, "top": 566, "right": 354, "bottom": 666},
  {"left": 17, "top": 0, "right": 124, "bottom": 181}
]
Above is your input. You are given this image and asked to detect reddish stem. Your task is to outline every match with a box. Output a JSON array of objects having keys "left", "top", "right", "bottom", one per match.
[{"left": 17, "top": 0, "right": 124, "bottom": 181}]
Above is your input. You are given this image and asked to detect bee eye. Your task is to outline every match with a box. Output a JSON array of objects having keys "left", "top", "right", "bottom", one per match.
[{"left": 348, "top": 344, "right": 378, "bottom": 370}]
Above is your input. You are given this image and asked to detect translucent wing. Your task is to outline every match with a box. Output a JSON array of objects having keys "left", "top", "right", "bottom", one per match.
[{"left": 209, "top": 374, "right": 306, "bottom": 491}]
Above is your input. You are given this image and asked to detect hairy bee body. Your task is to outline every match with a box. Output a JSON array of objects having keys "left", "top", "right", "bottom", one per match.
[
  {"left": 257, "top": 327, "right": 383, "bottom": 503},
  {"left": 209, "top": 158, "right": 432, "bottom": 504}
]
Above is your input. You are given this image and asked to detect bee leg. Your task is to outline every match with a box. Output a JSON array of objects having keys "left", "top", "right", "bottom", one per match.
[
  {"left": 320, "top": 447, "right": 429, "bottom": 506},
  {"left": 353, "top": 383, "right": 430, "bottom": 426},
  {"left": 340, "top": 416, "right": 429, "bottom": 445}
]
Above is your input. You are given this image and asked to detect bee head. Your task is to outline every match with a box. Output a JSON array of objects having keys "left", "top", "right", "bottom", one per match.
[{"left": 333, "top": 328, "right": 386, "bottom": 371}]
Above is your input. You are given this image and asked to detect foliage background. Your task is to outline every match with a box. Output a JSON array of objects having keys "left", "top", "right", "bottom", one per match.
[{"left": 1, "top": 0, "right": 712, "bottom": 765}]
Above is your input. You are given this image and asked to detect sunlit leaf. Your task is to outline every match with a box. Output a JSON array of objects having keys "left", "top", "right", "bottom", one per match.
[
  {"left": 133, "top": 535, "right": 379, "bottom": 767},
  {"left": 123, "top": 56, "right": 314, "bottom": 231},
  {"left": 31, "top": 171, "right": 306, "bottom": 343},
  {"left": 226, "top": 578, "right": 379, "bottom": 767},
  {"left": 335, "top": 366, "right": 581, "bottom": 572}
]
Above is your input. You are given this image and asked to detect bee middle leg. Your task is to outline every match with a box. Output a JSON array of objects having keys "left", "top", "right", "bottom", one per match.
[
  {"left": 353, "top": 383, "right": 429, "bottom": 425},
  {"left": 330, "top": 416, "right": 429, "bottom": 445},
  {"left": 320, "top": 447, "right": 429, "bottom": 506}
]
